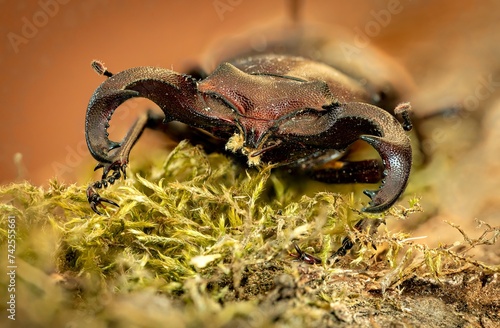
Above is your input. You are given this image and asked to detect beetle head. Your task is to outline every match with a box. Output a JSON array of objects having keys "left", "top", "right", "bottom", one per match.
[{"left": 197, "top": 62, "right": 339, "bottom": 164}]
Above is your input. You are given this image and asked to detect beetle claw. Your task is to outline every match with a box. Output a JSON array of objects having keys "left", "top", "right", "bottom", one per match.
[
  {"left": 86, "top": 183, "right": 120, "bottom": 215},
  {"left": 87, "top": 185, "right": 120, "bottom": 215},
  {"left": 86, "top": 161, "right": 125, "bottom": 214},
  {"left": 90, "top": 203, "right": 103, "bottom": 215}
]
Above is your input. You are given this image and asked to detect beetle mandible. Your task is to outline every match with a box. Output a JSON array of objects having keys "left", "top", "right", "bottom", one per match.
[{"left": 84, "top": 23, "right": 413, "bottom": 216}]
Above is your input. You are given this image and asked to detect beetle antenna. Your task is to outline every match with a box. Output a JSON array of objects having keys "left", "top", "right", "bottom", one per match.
[
  {"left": 394, "top": 102, "right": 413, "bottom": 131},
  {"left": 288, "top": 0, "right": 303, "bottom": 25},
  {"left": 91, "top": 60, "right": 114, "bottom": 77},
  {"left": 250, "top": 141, "right": 281, "bottom": 157}
]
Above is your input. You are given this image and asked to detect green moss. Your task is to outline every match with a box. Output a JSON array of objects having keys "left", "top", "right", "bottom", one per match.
[{"left": 0, "top": 141, "right": 498, "bottom": 327}]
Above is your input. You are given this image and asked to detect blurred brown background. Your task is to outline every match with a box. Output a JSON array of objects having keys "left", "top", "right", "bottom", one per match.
[
  {"left": 1, "top": 1, "right": 500, "bottom": 252},
  {"left": 0, "top": 0, "right": 498, "bottom": 184}
]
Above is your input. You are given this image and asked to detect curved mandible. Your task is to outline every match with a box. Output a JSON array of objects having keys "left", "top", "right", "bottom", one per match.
[
  {"left": 84, "top": 62, "right": 208, "bottom": 214},
  {"left": 85, "top": 64, "right": 202, "bottom": 165},
  {"left": 340, "top": 102, "right": 413, "bottom": 212}
]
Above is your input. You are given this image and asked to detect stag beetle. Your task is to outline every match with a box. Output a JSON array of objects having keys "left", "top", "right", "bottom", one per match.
[{"left": 85, "top": 30, "right": 413, "bottom": 216}]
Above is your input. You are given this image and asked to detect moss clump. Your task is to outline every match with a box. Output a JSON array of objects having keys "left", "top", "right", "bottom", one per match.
[{"left": 0, "top": 141, "right": 498, "bottom": 327}]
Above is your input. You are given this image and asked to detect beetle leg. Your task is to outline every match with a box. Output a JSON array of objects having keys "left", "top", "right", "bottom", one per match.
[
  {"left": 86, "top": 110, "right": 164, "bottom": 214},
  {"left": 331, "top": 235, "right": 355, "bottom": 259},
  {"left": 307, "top": 159, "right": 383, "bottom": 184},
  {"left": 330, "top": 218, "right": 383, "bottom": 260},
  {"left": 87, "top": 183, "right": 120, "bottom": 215},
  {"left": 290, "top": 242, "right": 322, "bottom": 265}
]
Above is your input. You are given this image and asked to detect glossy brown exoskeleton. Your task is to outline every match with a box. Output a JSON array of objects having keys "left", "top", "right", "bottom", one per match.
[{"left": 85, "top": 30, "right": 413, "bottom": 217}]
